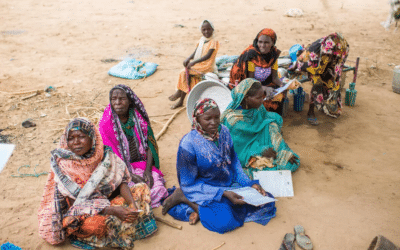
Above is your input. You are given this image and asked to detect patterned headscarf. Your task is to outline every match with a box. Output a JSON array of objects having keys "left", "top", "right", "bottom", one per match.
[
  {"left": 63, "top": 117, "right": 97, "bottom": 158},
  {"left": 66, "top": 117, "right": 95, "bottom": 140},
  {"left": 230, "top": 28, "right": 281, "bottom": 89},
  {"left": 110, "top": 84, "right": 150, "bottom": 123},
  {"left": 52, "top": 118, "right": 105, "bottom": 196},
  {"left": 192, "top": 98, "right": 220, "bottom": 141}
]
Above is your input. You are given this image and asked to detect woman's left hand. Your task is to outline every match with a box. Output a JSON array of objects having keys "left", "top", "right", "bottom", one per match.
[
  {"left": 252, "top": 184, "right": 267, "bottom": 196},
  {"left": 131, "top": 174, "right": 145, "bottom": 184},
  {"left": 289, "top": 155, "right": 298, "bottom": 164},
  {"left": 143, "top": 169, "right": 154, "bottom": 189}
]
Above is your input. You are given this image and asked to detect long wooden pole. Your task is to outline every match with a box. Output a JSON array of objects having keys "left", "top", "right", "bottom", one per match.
[
  {"left": 155, "top": 215, "right": 182, "bottom": 230},
  {"left": 155, "top": 106, "right": 185, "bottom": 140}
]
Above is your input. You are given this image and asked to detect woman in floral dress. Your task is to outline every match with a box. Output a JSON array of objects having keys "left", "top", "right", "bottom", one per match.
[{"left": 296, "top": 32, "right": 349, "bottom": 125}]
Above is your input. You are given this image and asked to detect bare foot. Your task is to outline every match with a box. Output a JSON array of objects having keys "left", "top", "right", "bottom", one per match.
[
  {"left": 171, "top": 99, "right": 184, "bottom": 110},
  {"left": 189, "top": 212, "right": 200, "bottom": 225},
  {"left": 169, "top": 91, "right": 181, "bottom": 101},
  {"left": 162, "top": 188, "right": 185, "bottom": 215}
]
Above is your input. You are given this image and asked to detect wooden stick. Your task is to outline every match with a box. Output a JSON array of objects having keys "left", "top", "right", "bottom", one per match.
[
  {"left": 70, "top": 106, "right": 101, "bottom": 110},
  {"left": 66, "top": 105, "right": 70, "bottom": 116},
  {"left": 211, "top": 242, "right": 225, "bottom": 250},
  {"left": 155, "top": 107, "right": 185, "bottom": 140},
  {"left": 21, "top": 91, "right": 39, "bottom": 100},
  {"left": 150, "top": 119, "right": 164, "bottom": 124},
  {"left": 87, "top": 92, "right": 102, "bottom": 107},
  {"left": 140, "top": 95, "right": 158, "bottom": 98},
  {"left": 149, "top": 112, "right": 177, "bottom": 117},
  {"left": 155, "top": 215, "right": 182, "bottom": 230},
  {"left": 51, "top": 128, "right": 64, "bottom": 131},
  {"left": 0, "top": 85, "right": 64, "bottom": 95}
]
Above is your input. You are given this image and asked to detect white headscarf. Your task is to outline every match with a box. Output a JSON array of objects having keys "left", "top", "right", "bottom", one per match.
[{"left": 194, "top": 20, "right": 217, "bottom": 72}]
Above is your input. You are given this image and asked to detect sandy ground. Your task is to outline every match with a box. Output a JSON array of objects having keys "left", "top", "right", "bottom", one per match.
[{"left": 1, "top": 0, "right": 399, "bottom": 249}]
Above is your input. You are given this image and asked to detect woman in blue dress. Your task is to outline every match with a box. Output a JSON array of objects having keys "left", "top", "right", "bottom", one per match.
[{"left": 162, "top": 98, "right": 276, "bottom": 234}]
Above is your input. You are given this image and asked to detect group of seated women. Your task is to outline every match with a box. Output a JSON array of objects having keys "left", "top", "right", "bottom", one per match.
[
  {"left": 169, "top": 20, "right": 349, "bottom": 125},
  {"left": 38, "top": 21, "right": 349, "bottom": 248},
  {"left": 38, "top": 80, "right": 300, "bottom": 247}
]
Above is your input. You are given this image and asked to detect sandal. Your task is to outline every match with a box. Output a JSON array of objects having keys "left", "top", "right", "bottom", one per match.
[
  {"left": 294, "top": 225, "right": 313, "bottom": 250},
  {"left": 279, "top": 233, "right": 296, "bottom": 250},
  {"left": 307, "top": 117, "right": 319, "bottom": 126}
]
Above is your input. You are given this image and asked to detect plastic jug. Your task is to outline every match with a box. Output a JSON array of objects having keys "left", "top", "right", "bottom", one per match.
[
  {"left": 293, "top": 87, "right": 305, "bottom": 111},
  {"left": 345, "top": 82, "right": 357, "bottom": 106},
  {"left": 281, "top": 97, "right": 289, "bottom": 117}
]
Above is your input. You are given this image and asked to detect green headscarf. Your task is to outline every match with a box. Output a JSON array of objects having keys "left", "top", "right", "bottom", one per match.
[{"left": 221, "top": 78, "right": 299, "bottom": 178}]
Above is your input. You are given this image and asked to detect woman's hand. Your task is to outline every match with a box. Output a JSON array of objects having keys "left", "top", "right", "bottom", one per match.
[
  {"left": 110, "top": 206, "right": 139, "bottom": 223},
  {"left": 67, "top": 197, "right": 75, "bottom": 206},
  {"left": 262, "top": 148, "right": 277, "bottom": 159},
  {"left": 289, "top": 155, "right": 298, "bottom": 164},
  {"left": 183, "top": 58, "right": 191, "bottom": 67},
  {"left": 252, "top": 184, "right": 267, "bottom": 196},
  {"left": 223, "top": 191, "right": 246, "bottom": 205},
  {"left": 263, "top": 86, "right": 276, "bottom": 100},
  {"left": 187, "top": 61, "right": 195, "bottom": 69},
  {"left": 143, "top": 169, "right": 154, "bottom": 189},
  {"left": 131, "top": 174, "right": 145, "bottom": 184}
]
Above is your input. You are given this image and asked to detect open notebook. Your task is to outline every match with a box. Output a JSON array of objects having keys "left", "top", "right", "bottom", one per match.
[
  {"left": 253, "top": 170, "right": 294, "bottom": 197},
  {"left": 229, "top": 186, "right": 276, "bottom": 206}
]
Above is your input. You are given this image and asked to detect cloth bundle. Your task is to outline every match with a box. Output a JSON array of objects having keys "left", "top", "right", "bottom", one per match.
[{"left": 108, "top": 58, "right": 158, "bottom": 79}]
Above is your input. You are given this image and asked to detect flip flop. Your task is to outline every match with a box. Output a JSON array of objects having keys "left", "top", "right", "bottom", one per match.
[
  {"left": 294, "top": 225, "right": 313, "bottom": 250},
  {"left": 307, "top": 117, "right": 319, "bottom": 126},
  {"left": 279, "top": 233, "right": 296, "bottom": 250}
]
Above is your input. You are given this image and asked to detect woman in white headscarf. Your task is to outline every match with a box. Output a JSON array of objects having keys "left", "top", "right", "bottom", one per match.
[{"left": 169, "top": 20, "right": 220, "bottom": 109}]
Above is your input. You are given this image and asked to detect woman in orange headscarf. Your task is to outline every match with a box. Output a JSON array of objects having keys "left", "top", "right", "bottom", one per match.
[{"left": 230, "top": 28, "right": 285, "bottom": 115}]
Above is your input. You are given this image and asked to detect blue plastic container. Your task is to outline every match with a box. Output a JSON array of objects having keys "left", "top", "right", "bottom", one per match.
[
  {"left": 293, "top": 87, "right": 305, "bottom": 111},
  {"left": 281, "top": 97, "right": 290, "bottom": 117},
  {"left": 289, "top": 44, "right": 303, "bottom": 62}
]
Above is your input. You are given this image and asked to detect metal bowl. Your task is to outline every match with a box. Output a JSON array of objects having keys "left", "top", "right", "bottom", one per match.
[{"left": 186, "top": 80, "right": 232, "bottom": 121}]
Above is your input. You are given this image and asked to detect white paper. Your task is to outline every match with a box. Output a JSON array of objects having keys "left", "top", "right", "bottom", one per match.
[
  {"left": 0, "top": 144, "right": 15, "bottom": 173},
  {"left": 253, "top": 170, "right": 294, "bottom": 197},
  {"left": 274, "top": 80, "right": 294, "bottom": 96},
  {"left": 229, "top": 186, "right": 276, "bottom": 206}
]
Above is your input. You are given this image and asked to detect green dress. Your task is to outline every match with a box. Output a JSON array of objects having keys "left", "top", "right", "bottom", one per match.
[{"left": 221, "top": 78, "right": 300, "bottom": 179}]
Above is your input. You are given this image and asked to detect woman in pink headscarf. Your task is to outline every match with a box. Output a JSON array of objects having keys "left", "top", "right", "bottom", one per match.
[{"left": 99, "top": 84, "right": 168, "bottom": 208}]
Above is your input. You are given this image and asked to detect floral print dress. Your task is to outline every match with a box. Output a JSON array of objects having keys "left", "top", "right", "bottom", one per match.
[{"left": 296, "top": 32, "right": 349, "bottom": 118}]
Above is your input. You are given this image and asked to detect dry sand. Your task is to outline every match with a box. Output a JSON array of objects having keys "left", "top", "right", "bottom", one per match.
[{"left": 0, "top": 0, "right": 399, "bottom": 249}]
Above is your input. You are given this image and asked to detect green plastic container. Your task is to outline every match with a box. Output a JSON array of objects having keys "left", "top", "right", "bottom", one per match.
[{"left": 345, "top": 82, "right": 357, "bottom": 106}]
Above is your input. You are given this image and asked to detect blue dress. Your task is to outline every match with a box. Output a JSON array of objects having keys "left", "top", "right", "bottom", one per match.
[{"left": 167, "top": 125, "right": 276, "bottom": 234}]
